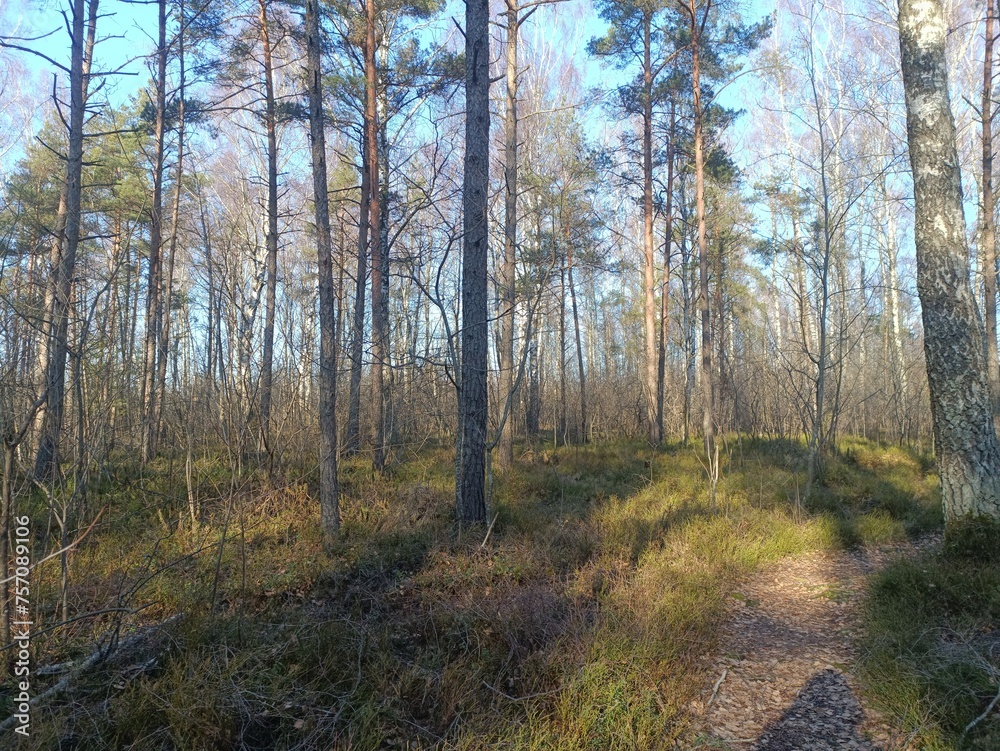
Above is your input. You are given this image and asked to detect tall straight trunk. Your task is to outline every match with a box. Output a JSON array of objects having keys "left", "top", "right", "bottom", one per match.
[
  {"left": 305, "top": 0, "right": 340, "bottom": 540},
  {"left": 346, "top": 133, "right": 370, "bottom": 454},
  {"left": 558, "top": 263, "right": 567, "bottom": 444},
  {"left": 196, "top": 178, "right": 218, "bottom": 401},
  {"left": 657, "top": 98, "right": 676, "bottom": 441},
  {"left": 259, "top": 0, "right": 280, "bottom": 458},
  {"left": 140, "top": 0, "right": 169, "bottom": 465},
  {"left": 458, "top": 0, "right": 490, "bottom": 523},
  {"left": 679, "top": 174, "right": 694, "bottom": 442},
  {"left": 33, "top": 191, "right": 67, "bottom": 450},
  {"left": 691, "top": 6, "right": 715, "bottom": 465},
  {"left": 879, "top": 183, "right": 908, "bottom": 439},
  {"left": 526, "top": 210, "right": 542, "bottom": 439},
  {"left": 566, "top": 231, "right": 587, "bottom": 442},
  {"left": 498, "top": 0, "right": 519, "bottom": 470},
  {"left": 35, "top": 0, "right": 97, "bottom": 479},
  {"left": 366, "top": 0, "right": 386, "bottom": 471},
  {"left": 526, "top": 326, "right": 539, "bottom": 438},
  {"left": 156, "top": 0, "right": 186, "bottom": 464},
  {"left": 715, "top": 234, "right": 728, "bottom": 430},
  {"left": 378, "top": 45, "right": 393, "bottom": 448},
  {"left": 641, "top": 11, "right": 660, "bottom": 445},
  {"left": 898, "top": 0, "right": 1000, "bottom": 519},
  {"left": 984, "top": 0, "right": 1000, "bottom": 425}
]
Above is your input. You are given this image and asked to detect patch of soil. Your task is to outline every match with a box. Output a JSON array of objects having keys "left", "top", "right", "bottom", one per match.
[{"left": 684, "top": 536, "right": 940, "bottom": 750}]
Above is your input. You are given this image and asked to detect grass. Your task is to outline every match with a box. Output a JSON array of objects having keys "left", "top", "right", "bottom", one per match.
[
  {"left": 858, "top": 520, "right": 1000, "bottom": 750},
  {"left": 0, "top": 437, "right": 944, "bottom": 749}
]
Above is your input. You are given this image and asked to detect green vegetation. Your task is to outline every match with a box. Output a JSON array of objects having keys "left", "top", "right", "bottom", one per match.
[
  {"left": 859, "top": 520, "right": 1000, "bottom": 750},
  {"left": 2, "top": 438, "right": 943, "bottom": 749}
]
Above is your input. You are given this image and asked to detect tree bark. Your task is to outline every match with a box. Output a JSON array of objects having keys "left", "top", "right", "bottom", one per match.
[
  {"left": 140, "top": 0, "right": 169, "bottom": 465},
  {"left": 642, "top": 11, "right": 660, "bottom": 445},
  {"left": 366, "top": 0, "right": 387, "bottom": 471},
  {"left": 156, "top": 0, "right": 186, "bottom": 471},
  {"left": 898, "top": 0, "right": 1000, "bottom": 519},
  {"left": 346, "top": 132, "right": 370, "bottom": 455},
  {"left": 691, "top": 4, "right": 715, "bottom": 467},
  {"left": 458, "top": 0, "right": 490, "bottom": 523},
  {"left": 259, "top": 0, "right": 279, "bottom": 462},
  {"left": 657, "top": 97, "right": 676, "bottom": 441},
  {"left": 499, "top": 0, "right": 519, "bottom": 470},
  {"left": 35, "top": 0, "right": 98, "bottom": 479},
  {"left": 878, "top": 180, "right": 909, "bottom": 440},
  {"left": 305, "top": 0, "right": 340, "bottom": 540},
  {"left": 559, "top": 262, "right": 567, "bottom": 444},
  {"left": 567, "top": 229, "right": 587, "bottom": 442},
  {"left": 983, "top": 0, "right": 1000, "bottom": 426}
]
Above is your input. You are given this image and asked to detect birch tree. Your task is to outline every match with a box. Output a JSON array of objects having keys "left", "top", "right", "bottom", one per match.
[{"left": 898, "top": 0, "right": 1000, "bottom": 520}]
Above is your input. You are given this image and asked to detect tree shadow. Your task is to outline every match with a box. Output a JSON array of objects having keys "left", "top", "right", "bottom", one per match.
[{"left": 753, "top": 669, "right": 883, "bottom": 751}]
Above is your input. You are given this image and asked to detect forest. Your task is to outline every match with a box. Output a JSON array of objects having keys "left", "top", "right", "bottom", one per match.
[{"left": 2, "top": 0, "right": 1000, "bottom": 747}]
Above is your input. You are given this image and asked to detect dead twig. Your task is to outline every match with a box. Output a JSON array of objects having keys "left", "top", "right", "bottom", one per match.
[
  {"left": 963, "top": 680, "right": 1000, "bottom": 737},
  {"left": 708, "top": 668, "right": 728, "bottom": 706},
  {"left": 479, "top": 513, "right": 499, "bottom": 549}
]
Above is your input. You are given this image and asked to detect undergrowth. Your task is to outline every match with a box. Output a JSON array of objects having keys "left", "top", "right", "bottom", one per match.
[
  {"left": 858, "top": 520, "right": 1000, "bottom": 750},
  {"left": 0, "top": 437, "right": 940, "bottom": 749}
]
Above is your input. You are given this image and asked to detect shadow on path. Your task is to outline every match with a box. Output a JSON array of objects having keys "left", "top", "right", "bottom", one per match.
[{"left": 753, "top": 669, "right": 883, "bottom": 751}]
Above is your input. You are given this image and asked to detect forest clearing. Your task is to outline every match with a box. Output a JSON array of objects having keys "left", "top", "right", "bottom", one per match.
[{"left": 4, "top": 0, "right": 1000, "bottom": 747}]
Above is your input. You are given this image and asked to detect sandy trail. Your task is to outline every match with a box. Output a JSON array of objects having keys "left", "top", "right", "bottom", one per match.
[{"left": 685, "top": 539, "right": 938, "bottom": 750}]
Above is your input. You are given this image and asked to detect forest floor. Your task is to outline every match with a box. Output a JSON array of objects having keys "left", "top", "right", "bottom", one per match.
[
  {"left": 685, "top": 536, "right": 940, "bottom": 750},
  {"left": 2, "top": 437, "right": 999, "bottom": 750}
]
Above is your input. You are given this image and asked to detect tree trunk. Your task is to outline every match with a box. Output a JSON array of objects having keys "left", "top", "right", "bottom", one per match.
[
  {"left": 679, "top": 174, "right": 694, "bottom": 443},
  {"left": 527, "top": 325, "right": 539, "bottom": 438},
  {"left": 458, "top": 0, "right": 490, "bottom": 523},
  {"left": 259, "top": 0, "right": 279, "bottom": 462},
  {"left": 156, "top": 0, "right": 186, "bottom": 471},
  {"left": 805, "top": 29, "right": 833, "bottom": 497},
  {"left": 879, "top": 181, "right": 909, "bottom": 440},
  {"left": 658, "top": 98, "right": 675, "bottom": 441},
  {"left": 378, "top": 43, "right": 393, "bottom": 451},
  {"left": 691, "top": 8, "right": 715, "bottom": 468},
  {"left": 898, "top": 0, "right": 1000, "bottom": 519},
  {"left": 984, "top": 0, "right": 1000, "bottom": 426},
  {"left": 559, "top": 262, "right": 567, "bottom": 444},
  {"left": 305, "top": 0, "right": 340, "bottom": 541},
  {"left": 346, "top": 132, "right": 370, "bottom": 455},
  {"left": 567, "top": 232, "right": 587, "bottom": 442},
  {"left": 499, "top": 0, "right": 519, "bottom": 470},
  {"left": 366, "top": 0, "right": 387, "bottom": 471},
  {"left": 35, "top": 0, "right": 98, "bottom": 479},
  {"left": 139, "top": 0, "right": 169, "bottom": 465},
  {"left": 642, "top": 11, "right": 660, "bottom": 445}
]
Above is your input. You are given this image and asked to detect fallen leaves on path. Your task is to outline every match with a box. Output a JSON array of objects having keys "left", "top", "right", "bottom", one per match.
[{"left": 684, "top": 537, "right": 940, "bottom": 750}]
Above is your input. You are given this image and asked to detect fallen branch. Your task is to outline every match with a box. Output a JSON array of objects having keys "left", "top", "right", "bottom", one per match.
[
  {"left": 0, "top": 612, "right": 185, "bottom": 732},
  {"left": 482, "top": 679, "right": 560, "bottom": 703},
  {"left": 708, "top": 668, "right": 728, "bottom": 706},
  {"left": 963, "top": 680, "right": 1000, "bottom": 737}
]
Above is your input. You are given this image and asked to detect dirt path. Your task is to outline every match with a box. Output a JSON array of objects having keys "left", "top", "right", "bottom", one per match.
[{"left": 684, "top": 538, "right": 940, "bottom": 750}]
